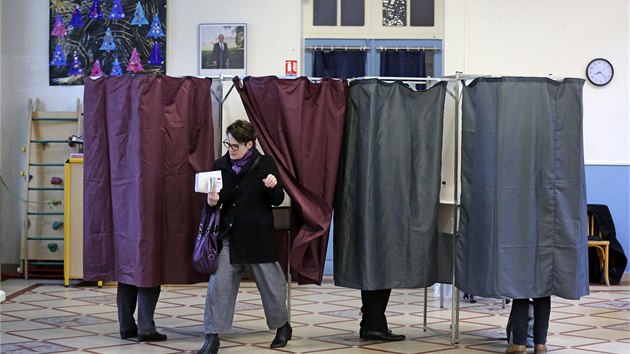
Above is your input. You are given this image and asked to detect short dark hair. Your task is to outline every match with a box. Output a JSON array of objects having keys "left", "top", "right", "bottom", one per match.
[{"left": 226, "top": 119, "right": 256, "bottom": 144}]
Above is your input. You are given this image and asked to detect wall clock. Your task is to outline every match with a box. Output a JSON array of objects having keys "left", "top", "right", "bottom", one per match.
[{"left": 586, "top": 58, "right": 614, "bottom": 86}]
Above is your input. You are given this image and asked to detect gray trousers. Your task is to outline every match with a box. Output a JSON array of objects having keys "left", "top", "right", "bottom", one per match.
[
  {"left": 117, "top": 282, "right": 161, "bottom": 335},
  {"left": 204, "top": 239, "right": 289, "bottom": 334}
]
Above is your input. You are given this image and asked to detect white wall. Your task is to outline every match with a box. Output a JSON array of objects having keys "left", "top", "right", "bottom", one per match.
[
  {"left": 0, "top": 0, "right": 301, "bottom": 266},
  {"left": 444, "top": 0, "right": 629, "bottom": 165},
  {"left": 1, "top": 0, "right": 86, "bottom": 267},
  {"left": 168, "top": 0, "right": 302, "bottom": 148}
]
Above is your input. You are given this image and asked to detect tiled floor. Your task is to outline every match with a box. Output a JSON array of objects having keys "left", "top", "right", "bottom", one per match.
[{"left": 1, "top": 275, "right": 629, "bottom": 354}]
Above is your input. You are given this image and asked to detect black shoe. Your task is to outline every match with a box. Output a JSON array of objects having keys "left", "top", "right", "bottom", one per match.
[
  {"left": 197, "top": 334, "right": 220, "bottom": 354},
  {"left": 137, "top": 331, "right": 167, "bottom": 342},
  {"left": 120, "top": 329, "right": 138, "bottom": 339},
  {"left": 270, "top": 322, "right": 292, "bottom": 348},
  {"left": 360, "top": 329, "right": 405, "bottom": 342}
]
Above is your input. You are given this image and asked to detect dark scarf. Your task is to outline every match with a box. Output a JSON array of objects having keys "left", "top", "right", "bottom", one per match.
[{"left": 231, "top": 148, "right": 254, "bottom": 174}]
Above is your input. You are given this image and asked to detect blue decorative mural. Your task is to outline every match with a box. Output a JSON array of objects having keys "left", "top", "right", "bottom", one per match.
[{"left": 49, "top": 0, "right": 166, "bottom": 86}]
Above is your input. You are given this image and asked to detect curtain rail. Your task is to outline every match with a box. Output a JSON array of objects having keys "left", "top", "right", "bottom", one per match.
[
  {"left": 378, "top": 46, "right": 441, "bottom": 51},
  {"left": 305, "top": 46, "right": 369, "bottom": 51},
  {"left": 348, "top": 76, "right": 457, "bottom": 83},
  {"left": 304, "top": 46, "right": 441, "bottom": 52}
]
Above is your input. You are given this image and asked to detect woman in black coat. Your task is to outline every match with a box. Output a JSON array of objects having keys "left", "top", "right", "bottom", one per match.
[{"left": 197, "top": 120, "right": 291, "bottom": 354}]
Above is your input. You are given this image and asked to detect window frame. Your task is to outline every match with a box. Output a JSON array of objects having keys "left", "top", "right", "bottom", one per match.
[
  {"left": 304, "top": 38, "right": 443, "bottom": 78},
  {"left": 303, "top": 0, "right": 444, "bottom": 39}
]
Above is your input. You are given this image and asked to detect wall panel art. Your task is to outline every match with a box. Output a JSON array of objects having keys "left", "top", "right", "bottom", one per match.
[{"left": 49, "top": 0, "right": 166, "bottom": 86}]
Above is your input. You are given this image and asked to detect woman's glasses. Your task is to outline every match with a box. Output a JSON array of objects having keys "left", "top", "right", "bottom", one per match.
[{"left": 223, "top": 140, "right": 245, "bottom": 151}]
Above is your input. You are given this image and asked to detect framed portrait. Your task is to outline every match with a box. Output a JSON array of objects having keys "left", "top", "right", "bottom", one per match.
[{"left": 199, "top": 23, "right": 246, "bottom": 77}]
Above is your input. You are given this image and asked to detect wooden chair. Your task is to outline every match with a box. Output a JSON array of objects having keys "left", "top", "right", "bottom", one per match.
[{"left": 587, "top": 211, "right": 610, "bottom": 286}]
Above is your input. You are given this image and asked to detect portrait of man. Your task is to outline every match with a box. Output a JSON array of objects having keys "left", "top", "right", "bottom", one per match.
[
  {"left": 213, "top": 34, "right": 229, "bottom": 68},
  {"left": 199, "top": 24, "right": 246, "bottom": 76}
]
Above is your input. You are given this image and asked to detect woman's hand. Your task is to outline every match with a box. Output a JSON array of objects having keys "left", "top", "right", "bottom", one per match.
[
  {"left": 262, "top": 174, "right": 278, "bottom": 189},
  {"left": 207, "top": 190, "right": 219, "bottom": 206}
]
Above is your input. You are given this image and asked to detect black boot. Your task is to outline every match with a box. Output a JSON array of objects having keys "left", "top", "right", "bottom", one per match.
[
  {"left": 270, "top": 322, "right": 292, "bottom": 348},
  {"left": 137, "top": 331, "right": 167, "bottom": 342},
  {"left": 120, "top": 328, "right": 138, "bottom": 339},
  {"left": 197, "top": 333, "right": 220, "bottom": 354}
]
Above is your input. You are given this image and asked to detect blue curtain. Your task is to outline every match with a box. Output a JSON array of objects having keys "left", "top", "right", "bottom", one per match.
[
  {"left": 313, "top": 50, "right": 366, "bottom": 79},
  {"left": 380, "top": 50, "right": 426, "bottom": 77},
  {"left": 456, "top": 77, "right": 589, "bottom": 300}
]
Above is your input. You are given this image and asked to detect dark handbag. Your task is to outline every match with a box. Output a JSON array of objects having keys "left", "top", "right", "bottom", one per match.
[{"left": 192, "top": 205, "right": 221, "bottom": 274}]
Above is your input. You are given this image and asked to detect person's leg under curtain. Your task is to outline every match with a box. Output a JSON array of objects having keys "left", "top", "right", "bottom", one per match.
[
  {"left": 359, "top": 289, "right": 405, "bottom": 341},
  {"left": 360, "top": 289, "right": 391, "bottom": 333},
  {"left": 510, "top": 298, "right": 530, "bottom": 345},
  {"left": 137, "top": 285, "right": 161, "bottom": 335},
  {"left": 532, "top": 296, "right": 551, "bottom": 345},
  {"left": 117, "top": 282, "right": 138, "bottom": 338}
]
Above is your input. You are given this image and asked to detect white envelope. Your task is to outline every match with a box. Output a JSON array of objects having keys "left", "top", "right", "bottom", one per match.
[{"left": 195, "top": 170, "right": 223, "bottom": 193}]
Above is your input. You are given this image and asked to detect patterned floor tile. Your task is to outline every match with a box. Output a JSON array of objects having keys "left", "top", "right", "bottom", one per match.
[
  {"left": 0, "top": 340, "right": 75, "bottom": 354},
  {"left": 1, "top": 275, "right": 629, "bottom": 353}
]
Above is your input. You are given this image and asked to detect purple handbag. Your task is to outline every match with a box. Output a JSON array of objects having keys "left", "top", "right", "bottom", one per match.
[{"left": 192, "top": 205, "right": 221, "bottom": 274}]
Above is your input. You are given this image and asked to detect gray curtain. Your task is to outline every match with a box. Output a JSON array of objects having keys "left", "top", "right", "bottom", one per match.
[
  {"left": 334, "top": 80, "right": 447, "bottom": 290},
  {"left": 456, "top": 77, "right": 589, "bottom": 300}
]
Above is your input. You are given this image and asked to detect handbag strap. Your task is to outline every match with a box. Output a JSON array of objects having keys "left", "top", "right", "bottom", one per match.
[
  {"left": 251, "top": 155, "right": 262, "bottom": 170},
  {"left": 198, "top": 204, "right": 211, "bottom": 234},
  {"left": 207, "top": 209, "right": 221, "bottom": 236}
]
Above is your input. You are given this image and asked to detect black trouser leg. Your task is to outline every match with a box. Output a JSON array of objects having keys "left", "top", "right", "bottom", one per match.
[
  {"left": 360, "top": 289, "right": 391, "bottom": 332},
  {"left": 532, "top": 296, "right": 551, "bottom": 345},
  {"left": 510, "top": 298, "right": 530, "bottom": 345},
  {"left": 117, "top": 282, "right": 138, "bottom": 334},
  {"left": 137, "top": 285, "right": 161, "bottom": 334}
]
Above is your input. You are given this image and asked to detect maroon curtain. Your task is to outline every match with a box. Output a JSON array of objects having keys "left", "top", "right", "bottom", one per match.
[
  {"left": 234, "top": 76, "right": 348, "bottom": 285},
  {"left": 83, "top": 75, "right": 214, "bottom": 287}
]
